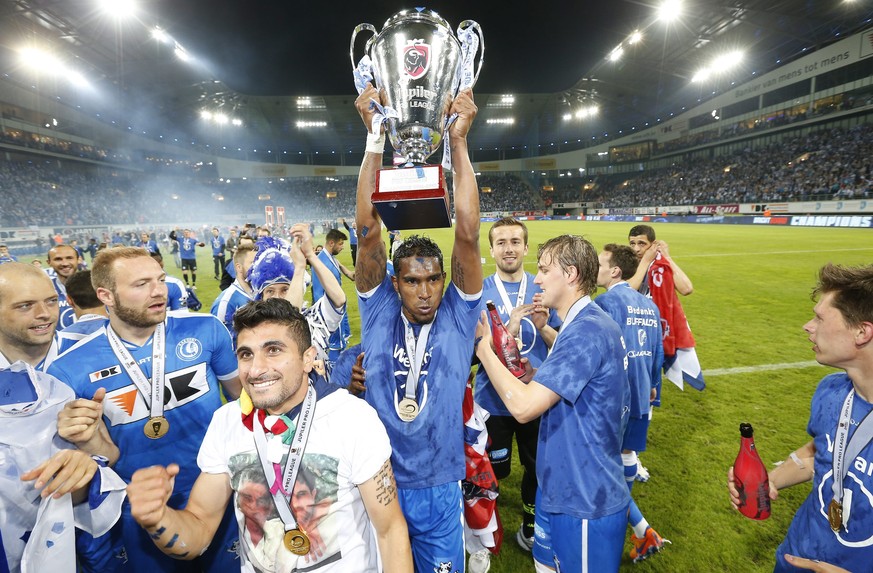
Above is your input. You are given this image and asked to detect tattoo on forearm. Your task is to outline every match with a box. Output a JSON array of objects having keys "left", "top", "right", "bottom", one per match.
[
  {"left": 374, "top": 461, "right": 397, "bottom": 506},
  {"left": 451, "top": 255, "right": 465, "bottom": 290},
  {"left": 164, "top": 534, "right": 180, "bottom": 549}
]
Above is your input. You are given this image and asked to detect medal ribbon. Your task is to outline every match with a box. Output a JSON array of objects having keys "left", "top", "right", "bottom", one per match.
[
  {"left": 252, "top": 383, "right": 317, "bottom": 534},
  {"left": 106, "top": 324, "right": 166, "bottom": 421},
  {"left": 831, "top": 389, "right": 873, "bottom": 527},
  {"left": 493, "top": 275, "right": 527, "bottom": 315},
  {"left": 442, "top": 22, "right": 480, "bottom": 171},
  {"left": 399, "top": 314, "right": 435, "bottom": 405}
]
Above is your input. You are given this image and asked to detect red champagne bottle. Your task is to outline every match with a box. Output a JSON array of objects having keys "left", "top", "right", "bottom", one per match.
[
  {"left": 485, "top": 300, "right": 525, "bottom": 378},
  {"left": 733, "top": 422, "right": 771, "bottom": 520}
]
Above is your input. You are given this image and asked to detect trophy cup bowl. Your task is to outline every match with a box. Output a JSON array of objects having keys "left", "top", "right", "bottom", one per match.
[{"left": 351, "top": 9, "right": 483, "bottom": 229}]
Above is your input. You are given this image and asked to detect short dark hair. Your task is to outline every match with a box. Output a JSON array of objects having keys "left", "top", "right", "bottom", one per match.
[
  {"left": 628, "top": 225, "right": 655, "bottom": 241},
  {"left": 603, "top": 243, "right": 639, "bottom": 281},
  {"left": 488, "top": 217, "right": 528, "bottom": 246},
  {"left": 149, "top": 252, "right": 164, "bottom": 264},
  {"left": 537, "top": 235, "right": 598, "bottom": 295},
  {"left": 813, "top": 263, "right": 873, "bottom": 328},
  {"left": 325, "top": 229, "right": 347, "bottom": 243},
  {"left": 64, "top": 270, "right": 101, "bottom": 309},
  {"left": 393, "top": 235, "right": 443, "bottom": 274},
  {"left": 233, "top": 298, "right": 311, "bottom": 355}
]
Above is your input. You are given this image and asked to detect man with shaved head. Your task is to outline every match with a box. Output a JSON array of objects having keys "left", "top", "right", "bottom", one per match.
[
  {"left": 47, "top": 244, "right": 79, "bottom": 329},
  {"left": 0, "top": 262, "right": 60, "bottom": 369}
]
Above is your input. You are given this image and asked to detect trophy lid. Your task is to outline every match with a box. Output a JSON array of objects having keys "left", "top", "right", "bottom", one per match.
[{"left": 381, "top": 8, "right": 453, "bottom": 32}]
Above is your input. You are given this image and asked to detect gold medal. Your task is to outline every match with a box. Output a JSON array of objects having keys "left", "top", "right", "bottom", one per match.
[
  {"left": 828, "top": 499, "right": 843, "bottom": 531},
  {"left": 284, "top": 528, "right": 310, "bottom": 555},
  {"left": 398, "top": 397, "right": 419, "bottom": 422},
  {"left": 144, "top": 416, "right": 170, "bottom": 439}
]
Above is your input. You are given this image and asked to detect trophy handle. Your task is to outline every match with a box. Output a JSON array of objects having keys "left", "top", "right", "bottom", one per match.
[
  {"left": 350, "top": 23, "right": 378, "bottom": 70},
  {"left": 457, "top": 20, "right": 484, "bottom": 88}
]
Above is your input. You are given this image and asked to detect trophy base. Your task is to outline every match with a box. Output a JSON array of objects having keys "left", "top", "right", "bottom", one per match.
[{"left": 374, "top": 164, "right": 451, "bottom": 230}]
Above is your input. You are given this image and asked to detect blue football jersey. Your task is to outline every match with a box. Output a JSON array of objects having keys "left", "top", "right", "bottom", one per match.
[
  {"left": 209, "top": 280, "right": 253, "bottom": 347},
  {"left": 311, "top": 250, "right": 350, "bottom": 359},
  {"left": 358, "top": 275, "right": 481, "bottom": 488},
  {"left": 533, "top": 298, "right": 631, "bottom": 520},
  {"left": 594, "top": 282, "right": 663, "bottom": 418},
  {"left": 211, "top": 235, "right": 225, "bottom": 256},
  {"left": 774, "top": 373, "right": 873, "bottom": 572},
  {"left": 57, "top": 315, "right": 107, "bottom": 354},
  {"left": 48, "top": 314, "right": 239, "bottom": 501},
  {"left": 48, "top": 275, "right": 76, "bottom": 330},
  {"left": 178, "top": 237, "right": 198, "bottom": 259},
  {"left": 165, "top": 276, "right": 188, "bottom": 311},
  {"left": 474, "top": 273, "right": 560, "bottom": 416}
]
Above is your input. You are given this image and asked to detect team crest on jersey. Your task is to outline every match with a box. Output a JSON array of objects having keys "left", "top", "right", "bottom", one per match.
[
  {"left": 403, "top": 40, "right": 430, "bottom": 79},
  {"left": 638, "top": 329, "right": 647, "bottom": 347},
  {"left": 89, "top": 365, "right": 121, "bottom": 383},
  {"left": 434, "top": 562, "right": 458, "bottom": 573},
  {"left": 103, "top": 363, "right": 209, "bottom": 426},
  {"left": 176, "top": 337, "right": 202, "bottom": 361}
]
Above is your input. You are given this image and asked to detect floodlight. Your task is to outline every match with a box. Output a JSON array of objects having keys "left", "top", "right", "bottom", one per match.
[
  {"left": 486, "top": 118, "right": 515, "bottom": 125},
  {"left": 629, "top": 31, "right": 643, "bottom": 45},
  {"left": 711, "top": 50, "right": 743, "bottom": 71},
  {"left": 501, "top": 94, "right": 515, "bottom": 104},
  {"left": 98, "top": 0, "right": 137, "bottom": 19},
  {"left": 231, "top": 118, "right": 243, "bottom": 126},
  {"left": 563, "top": 113, "right": 572, "bottom": 121},
  {"left": 657, "top": 0, "right": 682, "bottom": 22},
  {"left": 19, "top": 47, "right": 63, "bottom": 73},
  {"left": 151, "top": 27, "right": 171, "bottom": 44},
  {"left": 609, "top": 47, "right": 624, "bottom": 62},
  {"left": 214, "top": 113, "right": 228, "bottom": 125},
  {"left": 691, "top": 68, "right": 711, "bottom": 83},
  {"left": 200, "top": 110, "right": 213, "bottom": 120}
]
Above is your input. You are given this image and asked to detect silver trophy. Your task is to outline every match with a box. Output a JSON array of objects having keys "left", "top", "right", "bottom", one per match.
[{"left": 351, "top": 8, "right": 483, "bottom": 229}]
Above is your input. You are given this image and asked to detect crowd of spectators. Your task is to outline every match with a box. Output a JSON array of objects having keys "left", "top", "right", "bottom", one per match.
[
  {"left": 2, "top": 124, "right": 872, "bottom": 229},
  {"left": 590, "top": 124, "right": 873, "bottom": 208}
]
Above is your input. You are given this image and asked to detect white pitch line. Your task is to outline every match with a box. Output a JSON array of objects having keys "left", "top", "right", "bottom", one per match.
[
  {"left": 684, "top": 247, "right": 873, "bottom": 258},
  {"left": 704, "top": 360, "right": 820, "bottom": 376}
]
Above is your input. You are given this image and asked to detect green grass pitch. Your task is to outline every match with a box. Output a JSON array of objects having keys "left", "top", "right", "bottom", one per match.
[{"left": 80, "top": 221, "right": 873, "bottom": 572}]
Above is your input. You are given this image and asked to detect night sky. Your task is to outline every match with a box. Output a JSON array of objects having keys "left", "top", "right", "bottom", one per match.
[{"left": 153, "top": 0, "right": 645, "bottom": 96}]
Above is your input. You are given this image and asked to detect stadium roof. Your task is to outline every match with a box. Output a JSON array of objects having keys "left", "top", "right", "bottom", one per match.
[{"left": 1, "top": 0, "right": 872, "bottom": 163}]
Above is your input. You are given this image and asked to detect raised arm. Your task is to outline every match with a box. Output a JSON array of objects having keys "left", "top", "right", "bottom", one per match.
[
  {"left": 292, "top": 223, "right": 346, "bottom": 309},
  {"left": 653, "top": 240, "right": 693, "bottom": 295},
  {"left": 128, "top": 464, "right": 231, "bottom": 560},
  {"left": 354, "top": 84, "right": 388, "bottom": 292},
  {"left": 447, "top": 90, "right": 483, "bottom": 295}
]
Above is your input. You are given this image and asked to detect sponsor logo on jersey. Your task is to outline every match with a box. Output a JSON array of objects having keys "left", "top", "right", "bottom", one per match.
[
  {"left": 89, "top": 365, "right": 121, "bottom": 383},
  {"left": 176, "top": 337, "right": 202, "bottom": 361},
  {"left": 103, "top": 363, "right": 210, "bottom": 426},
  {"left": 638, "top": 328, "right": 647, "bottom": 347}
]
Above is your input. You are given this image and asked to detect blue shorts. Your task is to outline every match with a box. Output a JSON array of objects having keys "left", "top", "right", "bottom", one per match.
[
  {"left": 532, "top": 489, "right": 628, "bottom": 573},
  {"left": 622, "top": 415, "right": 651, "bottom": 452},
  {"left": 398, "top": 482, "right": 464, "bottom": 573}
]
